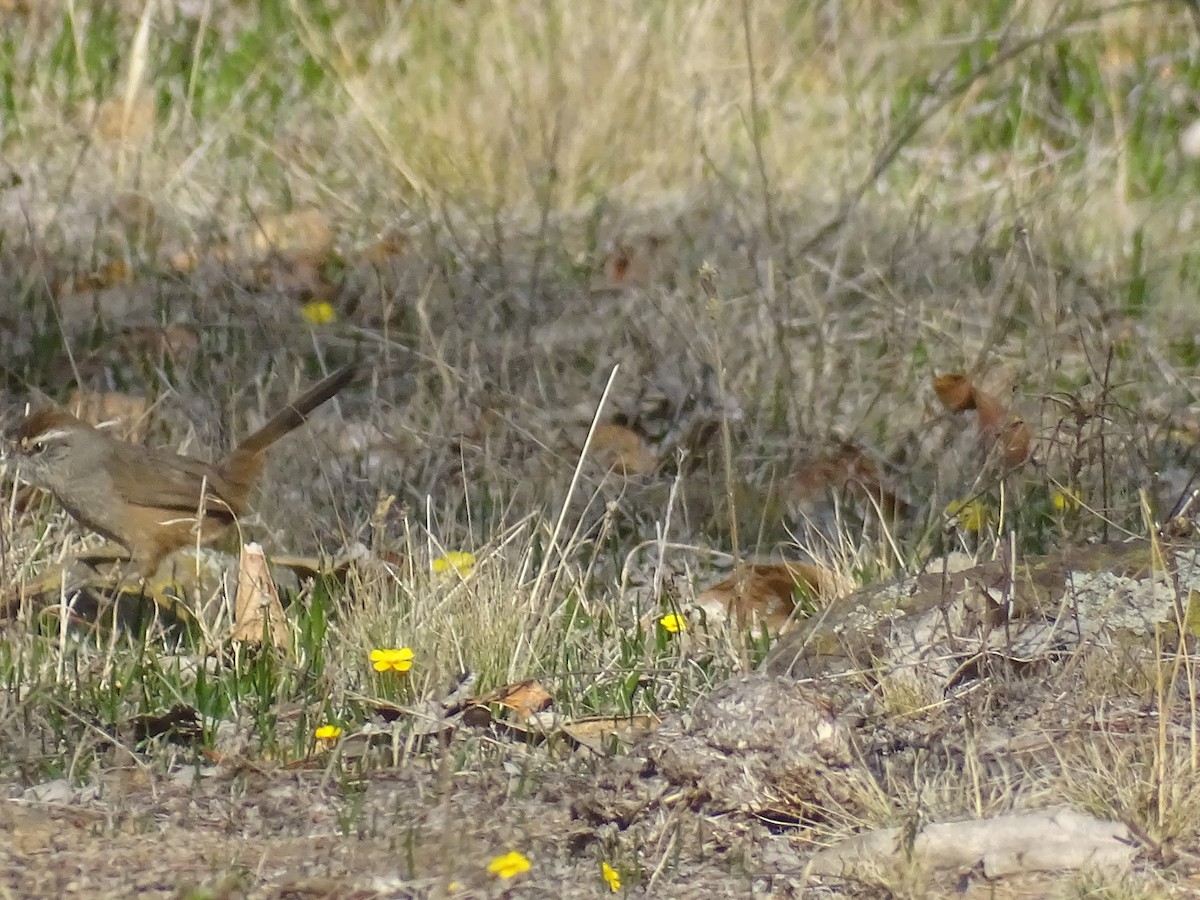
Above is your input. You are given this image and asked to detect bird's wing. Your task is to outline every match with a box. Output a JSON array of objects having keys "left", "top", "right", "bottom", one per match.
[{"left": 104, "top": 445, "right": 240, "bottom": 521}]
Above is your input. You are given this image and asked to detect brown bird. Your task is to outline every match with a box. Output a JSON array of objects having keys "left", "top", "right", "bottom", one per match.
[{"left": 6, "top": 363, "right": 357, "bottom": 577}]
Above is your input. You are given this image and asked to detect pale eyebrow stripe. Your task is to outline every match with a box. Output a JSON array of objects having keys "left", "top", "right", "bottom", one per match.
[{"left": 27, "top": 429, "right": 74, "bottom": 444}]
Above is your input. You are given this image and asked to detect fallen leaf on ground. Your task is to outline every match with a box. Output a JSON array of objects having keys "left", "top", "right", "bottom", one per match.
[
  {"left": 165, "top": 208, "right": 335, "bottom": 297},
  {"left": 472, "top": 679, "right": 553, "bottom": 722},
  {"left": 232, "top": 542, "right": 290, "bottom": 651},
  {"left": 931, "top": 373, "right": 976, "bottom": 413},
  {"left": 165, "top": 247, "right": 202, "bottom": 273},
  {"left": 787, "top": 443, "right": 907, "bottom": 517},
  {"left": 590, "top": 423, "right": 657, "bottom": 475},
  {"left": 558, "top": 715, "right": 661, "bottom": 753},
  {"left": 696, "top": 562, "right": 834, "bottom": 637}
]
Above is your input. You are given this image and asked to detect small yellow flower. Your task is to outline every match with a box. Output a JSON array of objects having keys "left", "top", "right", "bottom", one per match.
[
  {"left": 944, "top": 498, "right": 991, "bottom": 533},
  {"left": 432, "top": 551, "right": 476, "bottom": 577},
  {"left": 314, "top": 724, "right": 342, "bottom": 741},
  {"left": 659, "top": 613, "right": 686, "bottom": 634},
  {"left": 370, "top": 647, "right": 414, "bottom": 673},
  {"left": 300, "top": 300, "right": 336, "bottom": 324},
  {"left": 487, "top": 850, "right": 531, "bottom": 879},
  {"left": 1052, "top": 489, "right": 1081, "bottom": 512},
  {"left": 601, "top": 861, "right": 621, "bottom": 892}
]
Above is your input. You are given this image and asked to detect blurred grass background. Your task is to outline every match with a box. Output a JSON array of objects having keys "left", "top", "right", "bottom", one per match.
[{"left": 5, "top": 0, "right": 1199, "bottom": 255}]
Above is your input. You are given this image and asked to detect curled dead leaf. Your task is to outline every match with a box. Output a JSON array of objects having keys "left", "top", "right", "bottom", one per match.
[
  {"left": 472, "top": 679, "right": 554, "bottom": 722},
  {"left": 934, "top": 373, "right": 1032, "bottom": 467},
  {"left": 788, "top": 443, "right": 906, "bottom": 517},
  {"left": 166, "top": 208, "right": 334, "bottom": 284},
  {"left": 995, "top": 418, "right": 1032, "bottom": 468},
  {"left": 696, "top": 562, "right": 834, "bottom": 637},
  {"left": 232, "top": 543, "right": 290, "bottom": 651},
  {"left": 933, "top": 374, "right": 975, "bottom": 413}
]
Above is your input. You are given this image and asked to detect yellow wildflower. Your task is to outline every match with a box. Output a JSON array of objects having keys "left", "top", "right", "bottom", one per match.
[
  {"left": 601, "top": 861, "right": 621, "bottom": 892},
  {"left": 659, "top": 613, "right": 686, "bottom": 634},
  {"left": 1052, "top": 489, "right": 1081, "bottom": 512},
  {"left": 432, "top": 551, "right": 476, "bottom": 577},
  {"left": 944, "top": 498, "right": 991, "bottom": 533},
  {"left": 487, "top": 850, "right": 531, "bottom": 879},
  {"left": 314, "top": 724, "right": 342, "bottom": 741},
  {"left": 370, "top": 647, "right": 414, "bottom": 673},
  {"left": 300, "top": 301, "right": 336, "bottom": 324}
]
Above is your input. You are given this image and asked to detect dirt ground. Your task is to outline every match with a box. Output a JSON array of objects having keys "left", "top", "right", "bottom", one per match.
[{"left": 0, "top": 754, "right": 800, "bottom": 899}]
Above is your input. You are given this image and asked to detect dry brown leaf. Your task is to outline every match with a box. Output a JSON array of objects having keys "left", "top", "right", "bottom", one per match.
[
  {"left": 934, "top": 373, "right": 1032, "bottom": 467},
  {"left": 558, "top": 714, "right": 662, "bottom": 753},
  {"left": 92, "top": 93, "right": 156, "bottom": 142},
  {"left": 473, "top": 679, "right": 553, "bottom": 722},
  {"left": 696, "top": 562, "right": 833, "bottom": 637},
  {"left": 591, "top": 423, "right": 657, "bottom": 475},
  {"left": 788, "top": 444, "right": 905, "bottom": 516},
  {"left": 994, "top": 418, "right": 1032, "bottom": 468},
  {"left": 932, "top": 373, "right": 976, "bottom": 412},
  {"left": 67, "top": 389, "right": 150, "bottom": 443},
  {"left": 232, "top": 543, "right": 290, "bottom": 651}
]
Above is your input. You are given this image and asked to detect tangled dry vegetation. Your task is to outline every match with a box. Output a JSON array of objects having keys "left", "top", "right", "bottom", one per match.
[{"left": 4, "top": 0, "right": 1200, "bottom": 897}]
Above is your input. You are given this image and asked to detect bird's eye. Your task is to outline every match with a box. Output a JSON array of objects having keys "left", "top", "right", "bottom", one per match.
[{"left": 30, "top": 441, "right": 45, "bottom": 454}]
